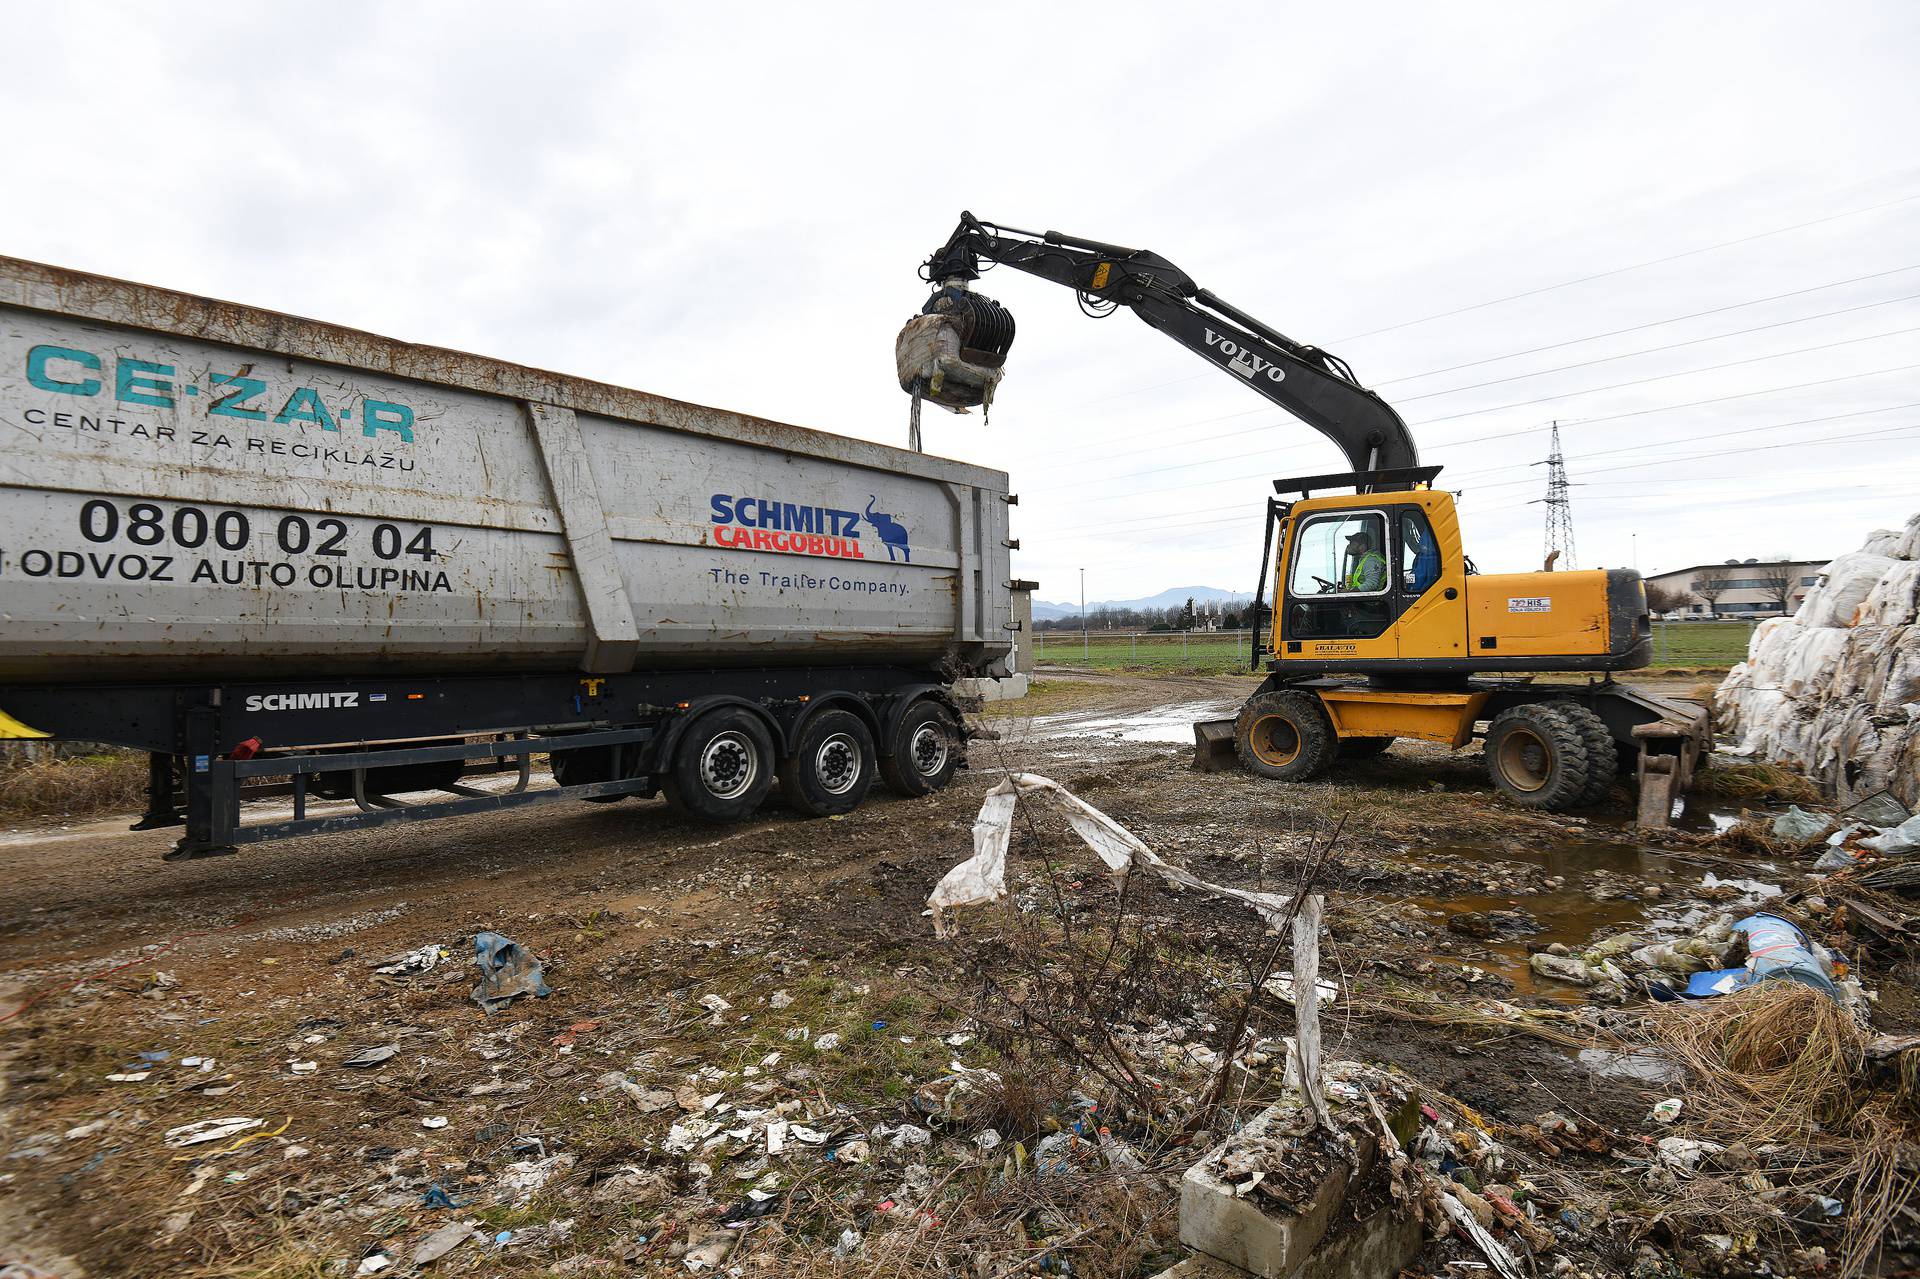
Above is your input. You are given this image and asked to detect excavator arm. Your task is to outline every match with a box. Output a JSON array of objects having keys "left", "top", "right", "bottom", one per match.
[{"left": 917, "top": 212, "right": 1420, "bottom": 482}]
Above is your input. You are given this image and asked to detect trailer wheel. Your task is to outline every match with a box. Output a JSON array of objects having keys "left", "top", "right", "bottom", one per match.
[
  {"left": 1485, "top": 703, "right": 1592, "bottom": 810},
  {"left": 780, "top": 710, "right": 876, "bottom": 817},
  {"left": 662, "top": 708, "right": 775, "bottom": 822},
  {"left": 880, "top": 701, "right": 961, "bottom": 796},
  {"left": 1235, "top": 691, "right": 1334, "bottom": 781},
  {"left": 1339, "top": 735, "right": 1396, "bottom": 759},
  {"left": 1550, "top": 703, "right": 1618, "bottom": 806}
]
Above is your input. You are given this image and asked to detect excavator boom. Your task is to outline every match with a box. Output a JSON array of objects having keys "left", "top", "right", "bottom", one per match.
[{"left": 913, "top": 212, "right": 1421, "bottom": 482}]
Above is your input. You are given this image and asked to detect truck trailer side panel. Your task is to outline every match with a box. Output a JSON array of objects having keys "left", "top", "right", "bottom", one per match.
[{"left": 0, "top": 258, "right": 1013, "bottom": 681}]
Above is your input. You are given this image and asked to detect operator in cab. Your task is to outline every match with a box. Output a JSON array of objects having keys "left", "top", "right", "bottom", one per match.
[{"left": 1343, "top": 529, "right": 1388, "bottom": 592}]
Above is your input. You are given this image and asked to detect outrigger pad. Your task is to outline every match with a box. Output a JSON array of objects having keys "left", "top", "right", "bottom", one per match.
[{"left": 1193, "top": 718, "right": 1238, "bottom": 772}]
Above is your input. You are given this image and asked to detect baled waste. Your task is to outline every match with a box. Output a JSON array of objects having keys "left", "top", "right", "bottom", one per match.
[{"left": 1718, "top": 511, "right": 1920, "bottom": 807}]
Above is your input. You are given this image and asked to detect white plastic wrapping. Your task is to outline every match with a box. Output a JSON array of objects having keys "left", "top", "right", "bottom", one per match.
[
  {"left": 1716, "top": 515, "right": 1920, "bottom": 807},
  {"left": 927, "top": 773, "right": 1292, "bottom": 937}
]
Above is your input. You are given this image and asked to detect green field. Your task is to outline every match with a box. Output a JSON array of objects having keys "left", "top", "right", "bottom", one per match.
[{"left": 1033, "top": 619, "right": 1756, "bottom": 675}]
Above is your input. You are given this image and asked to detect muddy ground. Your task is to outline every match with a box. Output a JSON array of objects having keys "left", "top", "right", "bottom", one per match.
[{"left": 0, "top": 670, "right": 1906, "bottom": 1277}]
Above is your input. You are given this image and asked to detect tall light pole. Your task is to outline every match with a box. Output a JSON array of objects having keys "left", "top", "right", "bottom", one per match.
[{"left": 1080, "top": 568, "right": 1087, "bottom": 660}]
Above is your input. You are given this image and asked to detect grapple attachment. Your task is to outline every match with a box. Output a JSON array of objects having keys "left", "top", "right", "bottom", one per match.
[{"left": 896, "top": 286, "right": 1016, "bottom": 413}]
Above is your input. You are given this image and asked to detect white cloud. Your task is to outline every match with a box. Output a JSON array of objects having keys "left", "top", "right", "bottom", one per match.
[{"left": 4, "top": 0, "right": 1915, "bottom": 599}]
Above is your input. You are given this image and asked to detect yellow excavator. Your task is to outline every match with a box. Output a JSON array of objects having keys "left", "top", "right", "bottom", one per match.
[{"left": 900, "top": 213, "right": 1708, "bottom": 826}]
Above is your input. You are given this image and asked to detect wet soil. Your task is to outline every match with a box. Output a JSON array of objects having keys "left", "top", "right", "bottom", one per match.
[{"left": 0, "top": 669, "right": 1809, "bottom": 1275}]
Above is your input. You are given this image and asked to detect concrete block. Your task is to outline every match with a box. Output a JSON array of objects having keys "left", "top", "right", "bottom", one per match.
[{"left": 1179, "top": 1102, "right": 1379, "bottom": 1277}]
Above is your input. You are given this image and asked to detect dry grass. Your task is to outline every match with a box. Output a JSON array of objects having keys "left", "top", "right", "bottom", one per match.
[
  {"left": 1692, "top": 761, "right": 1824, "bottom": 805},
  {"left": 1629, "top": 983, "right": 1919, "bottom": 1277},
  {"left": 0, "top": 751, "right": 147, "bottom": 819},
  {"left": 1648, "top": 983, "right": 1864, "bottom": 1143}
]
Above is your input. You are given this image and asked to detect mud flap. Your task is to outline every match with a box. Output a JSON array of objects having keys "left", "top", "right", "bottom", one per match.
[{"left": 1193, "top": 718, "right": 1238, "bottom": 772}]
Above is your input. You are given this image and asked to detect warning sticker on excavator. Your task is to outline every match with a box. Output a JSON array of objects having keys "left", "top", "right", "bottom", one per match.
[{"left": 1508, "top": 597, "right": 1552, "bottom": 613}]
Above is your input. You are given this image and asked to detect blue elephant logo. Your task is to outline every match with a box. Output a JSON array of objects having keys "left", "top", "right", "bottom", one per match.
[{"left": 863, "top": 496, "right": 911, "bottom": 563}]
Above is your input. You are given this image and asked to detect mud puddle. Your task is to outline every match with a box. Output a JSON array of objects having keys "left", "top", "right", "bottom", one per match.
[
  {"left": 1018, "top": 700, "right": 1237, "bottom": 745},
  {"left": 1403, "top": 838, "right": 1778, "bottom": 1002}
]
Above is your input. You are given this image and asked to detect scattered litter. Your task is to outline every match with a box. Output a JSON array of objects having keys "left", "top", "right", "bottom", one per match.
[
  {"left": 698, "top": 993, "right": 732, "bottom": 1014},
  {"left": 768, "top": 990, "right": 793, "bottom": 1009},
  {"left": 65, "top": 1120, "right": 106, "bottom": 1141},
  {"left": 1861, "top": 812, "right": 1920, "bottom": 855},
  {"left": 1771, "top": 806, "right": 1831, "bottom": 842},
  {"left": 470, "top": 931, "right": 551, "bottom": 1014},
  {"left": 105, "top": 1072, "right": 149, "bottom": 1083},
  {"left": 1650, "top": 1098, "right": 1684, "bottom": 1124},
  {"left": 813, "top": 1032, "right": 841, "bottom": 1052},
  {"left": 928, "top": 773, "right": 1293, "bottom": 936},
  {"left": 356, "top": 1253, "right": 392, "bottom": 1275},
  {"left": 340, "top": 1045, "right": 397, "bottom": 1069},
  {"left": 550, "top": 1019, "right": 599, "bottom": 1047},
  {"left": 164, "top": 1117, "right": 263, "bottom": 1149},
  {"left": 420, "top": 1184, "right": 468, "bottom": 1209},
  {"left": 498, "top": 1153, "right": 574, "bottom": 1203},
  {"left": 832, "top": 1227, "right": 863, "bottom": 1258},
  {"left": 422, "top": 1116, "right": 448, "bottom": 1130},
  {"left": 1686, "top": 913, "right": 1841, "bottom": 1000},
  {"left": 412, "top": 1220, "right": 474, "bottom": 1266},
  {"left": 1262, "top": 970, "right": 1339, "bottom": 1006},
  {"left": 289, "top": 1060, "right": 318, "bottom": 1074},
  {"left": 373, "top": 943, "right": 444, "bottom": 977},
  {"left": 1814, "top": 847, "right": 1859, "bottom": 872},
  {"left": 682, "top": 1229, "right": 736, "bottom": 1272}
]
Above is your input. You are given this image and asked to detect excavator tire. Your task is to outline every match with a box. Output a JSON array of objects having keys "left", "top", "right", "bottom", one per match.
[
  {"left": 1235, "top": 691, "right": 1334, "bottom": 782},
  {"left": 1339, "top": 736, "right": 1396, "bottom": 759},
  {"left": 1484, "top": 703, "right": 1592, "bottom": 810},
  {"left": 1549, "top": 703, "right": 1619, "bottom": 806}
]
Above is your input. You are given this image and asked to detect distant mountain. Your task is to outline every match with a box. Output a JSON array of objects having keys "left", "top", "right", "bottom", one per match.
[{"left": 1030, "top": 585, "right": 1249, "bottom": 621}]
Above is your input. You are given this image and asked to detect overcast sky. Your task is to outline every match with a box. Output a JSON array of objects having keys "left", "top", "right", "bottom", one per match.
[{"left": 5, "top": 2, "right": 1916, "bottom": 605}]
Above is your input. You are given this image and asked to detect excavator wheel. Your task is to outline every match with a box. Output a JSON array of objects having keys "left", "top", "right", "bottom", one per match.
[
  {"left": 1549, "top": 703, "right": 1619, "bottom": 806},
  {"left": 1234, "top": 691, "right": 1334, "bottom": 782},
  {"left": 1484, "top": 703, "right": 1592, "bottom": 810},
  {"left": 1339, "top": 736, "right": 1396, "bottom": 759}
]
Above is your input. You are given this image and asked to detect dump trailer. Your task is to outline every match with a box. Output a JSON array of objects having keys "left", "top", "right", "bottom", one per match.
[{"left": 0, "top": 258, "right": 1016, "bottom": 858}]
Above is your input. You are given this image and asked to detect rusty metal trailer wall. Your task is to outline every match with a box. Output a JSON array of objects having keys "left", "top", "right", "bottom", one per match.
[{"left": 0, "top": 258, "right": 1014, "bottom": 682}]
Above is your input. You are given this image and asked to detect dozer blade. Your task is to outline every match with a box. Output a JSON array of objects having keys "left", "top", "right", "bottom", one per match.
[{"left": 1193, "top": 718, "right": 1239, "bottom": 772}]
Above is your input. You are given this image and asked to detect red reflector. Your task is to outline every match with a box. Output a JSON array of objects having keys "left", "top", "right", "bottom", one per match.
[
  {"left": 406, "top": 693, "right": 424, "bottom": 700},
  {"left": 230, "top": 736, "right": 262, "bottom": 761}
]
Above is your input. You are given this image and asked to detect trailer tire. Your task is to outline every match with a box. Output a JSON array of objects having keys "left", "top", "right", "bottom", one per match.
[
  {"left": 880, "top": 701, "right": 961, "bottom": 796},
  {"left": 1550, "top": 703, "right": 1618, "bottom": 806},
  {"left": 780, "top": 710, "right": 876, "bottom": 817},
  {"left": 662, "top": 708, "right": 775, "bottom": 823},
  {"left": 1339, "top": 735, "right": 1396, "bottom": 759},
  {"left": 1485, "top": 703, "right": 1591, "bottom": 810},
  {"left": 1235, "top": 691, "right": 1334, "bottom": 781}
]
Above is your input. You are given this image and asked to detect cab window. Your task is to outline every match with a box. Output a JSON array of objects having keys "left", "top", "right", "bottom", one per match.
[
  {"left": 1288, "top": 512, "right": 1388, "bottom": 597},
  {"left": 1399, "top": 507, "right": 1441, "bottom": 600}
]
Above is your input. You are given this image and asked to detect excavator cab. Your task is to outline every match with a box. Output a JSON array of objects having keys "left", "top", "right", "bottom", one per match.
[{"left": 1194, "top": 469, "right": 1704, "bottom": 825}]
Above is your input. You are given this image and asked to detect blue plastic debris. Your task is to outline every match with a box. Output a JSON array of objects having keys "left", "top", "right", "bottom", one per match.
[
  {"left": 1685, "top": 913, "right": 1841, "bottom": 1000},
  {"left": 494, "top": 1231, "right": 514, "bottom": 1246},
  {"left": 420, "top": 1183, "right": 468, "bottom": 1209},
  {"left": 469, "top": 931, "right": 552, "bottom": 1014}
]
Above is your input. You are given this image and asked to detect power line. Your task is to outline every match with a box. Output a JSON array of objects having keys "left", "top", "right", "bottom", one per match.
[
  {"left": 1331, "top": 188, "right": 1920, "bottom": 343},
  {"left": 1394, "top": 292, "right": 1920, "bottom": 403},
  {"left": 1408, "top": 326, "right": 1920, "bottom": 427},
  {"left": 1031, "top": 404, "right": 1920, "bottom": 538},
  {"left": 1017, "top": 270, "right": 1920, "bottom": 470},
  {"left": 1025, "top": 357, "right": 1920, "bottom": 498},
  {"left": 1373, "top": 263, "right": 1920, "bottom": 386},
  {"left": 1427, "top": 361, "right": 1920, "bottom": 450}
]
